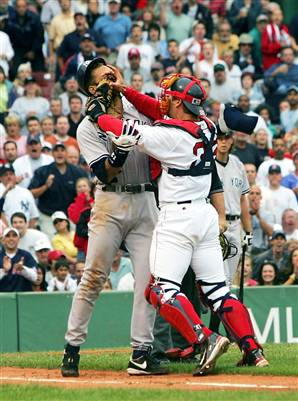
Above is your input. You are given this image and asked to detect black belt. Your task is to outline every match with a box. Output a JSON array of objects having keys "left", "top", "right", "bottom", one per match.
[
  {"left": 177, "top": 200, "right": 192, "bottom": 205},
  {"left": 102, "top": 183, "right": 154, "bottom": 194},
  {"left": 226, "top": 214, "right": 240, "bottom": 221}
]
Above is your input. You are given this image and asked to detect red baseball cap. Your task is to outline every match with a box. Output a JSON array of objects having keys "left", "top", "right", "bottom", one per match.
[
  {"left": 128, "top": 48, "right": 140, "bottom": 60},
  {"left": 48, "top": 250, "right": 66, "bottom": 262}
]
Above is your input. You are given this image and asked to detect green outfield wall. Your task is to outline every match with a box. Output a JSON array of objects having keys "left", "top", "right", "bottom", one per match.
[{"left": 0, "top": 286, "right": 297, "bottom": 353}]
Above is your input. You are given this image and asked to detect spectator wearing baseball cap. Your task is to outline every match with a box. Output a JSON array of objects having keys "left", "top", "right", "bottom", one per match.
[
  {"left": 28, "top": 141, "right": 88, "bottom": 238},
  {"left": 62, "top": 32, "right": 98, "bottom": 81},
  {"left": 260, "top": 164, "right": 298, "bottom": 225},
  {"left": 0, "top": 226, "right": 37, "bottom": 292},
  {"left": 234, "top": 33, "right": 263, "bottom": 79},
  {"left": 281, "top": 151, "right": 298, "bottom": 201},
  {"left": 280, "top": 86, "right": 298, "bottom": 132},
  {"left": 123, "top": 47, "right": 150, "bottom": 84},
  {"left": 249, "top": 14, "right": 269, "bottom": 67},
  {"left": 210, "top": 63, "right": 234, "bottom": 103},
  {"left": 143, "top": 62, "right": 165, "bottom": 98},
  {"left": 51, "top": 211, "right": 78, "bottom": 265},
  {"left": 257, "top": 137, "right": 295, "bottom": 187},
  {"left": 10, "top": 76, "right": 50, "bottom": 126},
  {"left": 0, "top": 163, "right": 39, "bottom": 227},
  {"left": 12, "top": 133, "right": 53, "bottom": 189},
  {"left": 57, "top": 12, "right": 100, "bottom": 72}
]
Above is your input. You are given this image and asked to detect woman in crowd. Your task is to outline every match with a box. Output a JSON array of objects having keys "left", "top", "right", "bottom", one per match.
[
  {"left": 1, "top": 115, "right": 27, "bottom": 159},
  {"left": 51, "top": 211, "right": 78, "bottom": 265},
  {"left": 233, "top": 255, "right": 258, "bottom": 287},
  {"left": 257, "top": 260, "right": 280, "bottom": 286},
  {"left": 32, "top": 266, "right": 48, "bottom": 292},
  {"left": 281, "top": 248, "right": 298, "bottom": 285}
]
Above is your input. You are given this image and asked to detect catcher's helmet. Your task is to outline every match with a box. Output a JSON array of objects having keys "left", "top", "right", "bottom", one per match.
[
  {"left": 170, "top": 76, "right": 206, "bottom": 116},
  {"left": 76, "top": 57, "right": 107, "bottom": 96}
]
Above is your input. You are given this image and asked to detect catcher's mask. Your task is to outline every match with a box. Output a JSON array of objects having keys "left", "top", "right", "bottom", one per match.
[
  {"left": 219, "top": 233, "right": 238, "bottom": 261},
  {"left": 77, "top": 57, "right": 108, "bottom": 96},
  {"left": 159, "top": 73, "right": 207, "bottom": 116}
]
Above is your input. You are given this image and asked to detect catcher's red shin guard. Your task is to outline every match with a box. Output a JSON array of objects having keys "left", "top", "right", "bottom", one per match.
[
  {"left": 145, "top": 278, "right": 212, "bottom": 345},
  {"left": 218, "top": 298, "right": 258, "bottom": 351}
]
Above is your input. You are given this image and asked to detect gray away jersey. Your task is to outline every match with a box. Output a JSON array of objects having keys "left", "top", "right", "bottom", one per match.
[
  {"left": 215, "top": 154, "right": 249, "bottom": 216},
  {"left": 77, "top": 96, "right": 152, "bottom": 186}
]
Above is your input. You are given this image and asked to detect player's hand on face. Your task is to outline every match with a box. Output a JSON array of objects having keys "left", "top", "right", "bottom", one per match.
[{"left": 107, "top": 65, "right": 127, "bottom": 93}]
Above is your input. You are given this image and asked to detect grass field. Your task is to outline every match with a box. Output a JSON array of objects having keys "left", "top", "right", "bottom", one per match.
[
  {"left": 1, "top": 385, "right": 298, "bottom": 401},
  {"left": 1, "top": 344, "right": 298, "bottom": 401},
  {"left": 1, "top": 343, "right": 297, "bottom": 376}
]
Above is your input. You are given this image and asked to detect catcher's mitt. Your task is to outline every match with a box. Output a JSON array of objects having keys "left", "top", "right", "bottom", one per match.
[{"left": 219, "top": 232, "right": 238, "bottom": 261}]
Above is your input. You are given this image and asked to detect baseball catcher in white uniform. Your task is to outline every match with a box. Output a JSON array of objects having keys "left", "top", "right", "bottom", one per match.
[{"left": 85, "top": 71, "right": 269, "bottom": 375}]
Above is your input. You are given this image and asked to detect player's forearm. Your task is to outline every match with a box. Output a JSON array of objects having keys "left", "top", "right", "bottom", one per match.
[
  {"left": 124, "top": 87, "right": 162, "bottom": 120},
  {"left": 240, "top": 195, "right": 252, "bottom": 233},
  {"left": 210, "top": 192, "right": 226, "bottom": 222}
]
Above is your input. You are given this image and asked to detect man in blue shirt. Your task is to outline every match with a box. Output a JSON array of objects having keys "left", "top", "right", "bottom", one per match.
[
  {"left": 93, "top": 0, "right": 131, "bottom": 51},
  {"left": 280, "top": 86, "right": 298, "bottom": 132},
  {"left": 0, "top": 227, "right": 37, "bottom": 292},
  {"left": 264, "top": 47, "right": 298, "bottom": 95},
  {"left": 282, "top": 151, "right": 298, "bottom": 200}
]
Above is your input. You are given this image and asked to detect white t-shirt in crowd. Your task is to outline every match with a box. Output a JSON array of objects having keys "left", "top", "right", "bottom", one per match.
[
  {"left": 261, "top": 185, "right": 298, "bottom": 225},
  {"left": 0, "top": 184, "right": 39, "bottom": 223},
  {"left": 257, "top": 158, "right": 295, "bottom": 187},
  {"left": 19, "top": 229, "right": 51, "bottom": 259},
  {"left": 13, "top": 154, "right": 54, "bottom": 188}
]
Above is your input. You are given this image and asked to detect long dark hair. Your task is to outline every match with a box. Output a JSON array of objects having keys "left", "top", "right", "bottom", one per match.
[
  {"left": 258, "top": 260, "right": 279, "bottom": 285},
  {"left": 33, "top": 266, "right": 48, "bottom": 291}
]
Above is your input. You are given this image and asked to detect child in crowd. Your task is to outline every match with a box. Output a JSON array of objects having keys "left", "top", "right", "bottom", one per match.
[
  {"left": 233, "top": 255, "right": 258, "bottom": 287},
  {"left": 47, "top": 258, "right": 77, "bottom": 292}
]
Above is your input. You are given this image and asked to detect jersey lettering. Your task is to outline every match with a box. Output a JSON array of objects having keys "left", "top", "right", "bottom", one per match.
[{"left": 231, "top": 177, "right": 243, "bottom": 188}]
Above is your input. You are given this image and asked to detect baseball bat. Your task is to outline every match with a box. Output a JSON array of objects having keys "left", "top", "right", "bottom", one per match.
[{"left": 238, "top": 245, "right": 246, "bottom": 303}]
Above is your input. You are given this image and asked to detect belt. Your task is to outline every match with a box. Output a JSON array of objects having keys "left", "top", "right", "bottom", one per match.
[
  {"left": 102, "top": 183, "right": 154, "bottom": 194},
  {"left": 226, "top": 214, "right": 240, "bottom": 221},
  {"left": 177, "top": 200, "right": 192, "bottom": 205}
]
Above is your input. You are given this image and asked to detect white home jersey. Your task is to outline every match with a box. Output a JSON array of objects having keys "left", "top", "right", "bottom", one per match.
[
  {"left": 137, "top": 119, "right": 217, "bottom": 203},
  {"left": 77, "top": 97, "right": 153, "bottom": 185},
  {"left": 215, "top": 154, "right": 249, "bottom": 216}
]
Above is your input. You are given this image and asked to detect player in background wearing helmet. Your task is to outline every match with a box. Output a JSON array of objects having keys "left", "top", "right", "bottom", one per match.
[
  {"left": 209, "top": 129, "right": 253, "bottom": 335},
  {"left": 61, "top": 58, "right": 169, "bottom": 378},
  {"left": 86, "top": 72, "right": 269, "bottom": 374}
]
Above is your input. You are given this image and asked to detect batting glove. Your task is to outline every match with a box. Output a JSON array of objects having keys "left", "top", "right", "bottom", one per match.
[
  {"left": 243, "top": 232, "right": 253, "bottom": 247},
  {"left": 108, "top": 120, "right": 140, "bottom": 152}
]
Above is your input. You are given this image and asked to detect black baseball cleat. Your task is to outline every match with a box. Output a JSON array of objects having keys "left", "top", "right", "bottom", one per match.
[
  {"left": 61, "top": 344, "right": 80, "bottom": 377},
  {"left": 237, "top": 348, "right": 269, "bottom": 367},
  {"left": 127, "top": 351, "right": 169, "bottom": 375},
  {"left": 193, "top": 333, "right": 230, "bottom": 376}
]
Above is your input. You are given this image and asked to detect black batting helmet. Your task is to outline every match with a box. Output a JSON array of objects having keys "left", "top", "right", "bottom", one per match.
[
  {"left": 76, "top": 57, "right": 107, "bottom": 96},
  {"left": 168, "top": 76, "right": 206, "bottom": 115}
]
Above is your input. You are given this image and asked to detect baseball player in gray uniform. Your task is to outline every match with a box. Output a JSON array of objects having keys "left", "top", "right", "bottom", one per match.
[
  {"left": 61, "top": 58, "right": 168, "bottom": 377},
  {"left": 215, "top": 130, "right": 253, "bottom": 288},
  {"left": 209, "top": 129, "right": 252, "bottom": 335}
]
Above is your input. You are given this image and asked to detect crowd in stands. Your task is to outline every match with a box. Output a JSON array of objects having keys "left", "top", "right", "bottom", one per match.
[{"left": 0, "top": 0, "right": 297, "bottom": 293}]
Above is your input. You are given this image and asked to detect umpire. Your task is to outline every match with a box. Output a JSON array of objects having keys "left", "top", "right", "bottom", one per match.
[{"left": 61, "top": 58, "right": 167, "bottom": 377}]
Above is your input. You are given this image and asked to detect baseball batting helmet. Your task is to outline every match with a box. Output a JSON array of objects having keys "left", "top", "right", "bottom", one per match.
[
  {"left": 160, "top": 74, "right": 207, "bottom": 116},
  {"left": 77, "top": 57, "right": 107, "bottom": 96}
]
